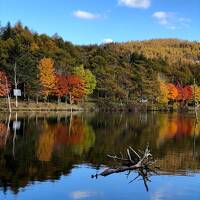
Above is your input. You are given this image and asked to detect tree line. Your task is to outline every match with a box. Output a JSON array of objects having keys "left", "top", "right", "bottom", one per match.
[
  {"left": 0, "top": 22, "right": 200, "bottom": 107},
  {"left": 0, "top": 58, "right": 96, "bottom": 105}
]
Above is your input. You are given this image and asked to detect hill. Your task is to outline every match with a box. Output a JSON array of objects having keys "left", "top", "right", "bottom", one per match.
[{"left": 0, "top": 22, "right": 200, "bottom": 105}]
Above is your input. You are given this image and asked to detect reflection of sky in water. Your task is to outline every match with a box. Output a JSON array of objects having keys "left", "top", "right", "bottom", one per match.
[
  {"left": 70, "top": 190, "right": 98, "bottom": 199},
  {"left": 1, "top": 166, "right": 200, "bottom": 200}
]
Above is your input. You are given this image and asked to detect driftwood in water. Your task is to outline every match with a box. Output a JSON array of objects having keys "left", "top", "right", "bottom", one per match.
[{"left": 92, "top": 145, "right": 158, "bottom": 191}]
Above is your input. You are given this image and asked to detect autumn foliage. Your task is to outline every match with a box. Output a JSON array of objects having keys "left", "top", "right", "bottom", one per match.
[
  {"left": 53, "top": 74, "right": 86, "bottom": 103},
  {"left": 158, "top": 77, "right": 194, "bottom": 104},
  {"left": 66, "top": 75, "right": 85, "bottom": 104},
  {"left": 0, "top": 70, "right": 11, "bottom": 97},
  {"left": 173, "top": 84, "right": 193, "bottom": 101},
  {"left": 38, "top": 58, "right": 56, "bottom": 98},
  {"left": 54, "top": 74, "right": 68, "bottom": 98},
  {"left": 166, "top": 83, "right": 178, "bottom": 100},
  {"left": 182, "top": 86, "right": 193, "bottom": 101}
]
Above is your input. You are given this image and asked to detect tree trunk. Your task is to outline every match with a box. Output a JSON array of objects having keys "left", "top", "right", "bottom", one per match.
[
  {"left": 36, "top": 95, "right": 39, "bottom": 104},
  {"left": 69, "top": 112, "right": 73, "bottom": 135},
  {"left": 69, "top": 93, "right": 72, "bottom": 105},
  {"left": 23, "top": 83, "right": 26, "bottom": 99},
  {"left": 14, "top": 63, "right": 18, "bottom": 108},
  {"left": 5, "top": 76, "right": 11, "bottom": 112},
  {"left": 7, "top": 94, "right": 11, "bottom": 113},
  {"left": 65, "top": 95, "right": 68, "bottom": 103},
  {"left": 57, "top": 96, "right": 61, "bottom": 104}
]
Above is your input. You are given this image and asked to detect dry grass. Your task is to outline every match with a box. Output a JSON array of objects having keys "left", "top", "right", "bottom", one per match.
[{"left": 0, "top": 98, "right": 83, "bottom": 112}]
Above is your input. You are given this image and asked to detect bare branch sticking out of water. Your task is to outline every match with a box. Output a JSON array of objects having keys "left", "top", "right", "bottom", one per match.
[{"left": 92, "top": 145, "right": 158, "bottom": 191}]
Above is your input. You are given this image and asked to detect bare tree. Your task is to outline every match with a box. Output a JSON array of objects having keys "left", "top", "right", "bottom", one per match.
[
  {"left": 5, "top": 75, "right": 11, "bottom": 112},
  {"left": 14, "top": 62, "right": 19, "bottom": 108}
]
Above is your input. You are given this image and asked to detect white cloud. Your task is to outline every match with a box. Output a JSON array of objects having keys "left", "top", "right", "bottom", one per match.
[
  {"left": 103, "top": 38, "right": 114, "bottom": 44},
  {"left": 70, "top": 191, "right": 96, "bottom": 200},
  {"left": 152, "top": 11, "right": 172, "bottom": 25},
  {"left": 152, "top": 11, "right": 191, "bottom": 29},
  {"left": 118, "top": 0, "right": 151, "bottom": 9},
  {"left": 73, "top": 10, "right": 99, "bottom": 20}
]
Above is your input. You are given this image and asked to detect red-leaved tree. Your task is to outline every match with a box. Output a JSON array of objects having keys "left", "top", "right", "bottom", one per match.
[
  {"left": 0, "top": 70, "right": 11, "bottom": 97},
  {"left": 66, "top": 75, "right": 85, "bottom": 104},
  {"left": 182, "top": 86, "right": 193, "bottom": 101},
  {"left": 176, "top": 83, "right": 193, "bottom": 101},
  {"left": 54, "top": 74, "right": 68, "bottom": 102},
  {"left": 176, "top": 83, "right": 185, "bottom": 101}
]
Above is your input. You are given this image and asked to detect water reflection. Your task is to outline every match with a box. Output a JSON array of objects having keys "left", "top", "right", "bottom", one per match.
[
  {"left": 0, "top": 112, "right": 200, "bottom": 194},
  {"left": 157, "top": 114, "right": 197, "bottom": 146}
]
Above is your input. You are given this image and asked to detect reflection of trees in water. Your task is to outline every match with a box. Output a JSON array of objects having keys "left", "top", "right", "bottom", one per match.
[
  {"left": 0, "top": 122, "right": 8, "bottom": 148},
  {"left": 0, "top": 112, "right": 200, "bottom": 192},
  {"left": 37, "top": 122, "right": 55, "bottom": 161},
  {"left": 157, "top": 114, "right": 195, "bottom": 146},
  {"left": 0, "top": 114, "right": 10, "bottom": 149},
  {"left": 53, "top": 116, "right": 95, "bottom": 155},
  {"left": 89, "top": 112, "right": 200, "bottom": 172},
  {"left": 0, "top": 113, "right": 95, "bottom": 193}
]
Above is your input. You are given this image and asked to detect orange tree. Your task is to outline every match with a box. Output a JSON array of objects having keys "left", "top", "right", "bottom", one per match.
[{"left": 167, "top": 83, "right": 178, "bottom": 101}]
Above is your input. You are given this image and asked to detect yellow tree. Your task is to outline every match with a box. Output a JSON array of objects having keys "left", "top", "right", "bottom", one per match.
[
  {"left": 192, "top": 84, "right": 200, "bottom": 102},
  {"left": 38, "top": 58, "right": 56, "bottom": 100},
  {"left": 157, "top": 76, "right": 168, "bottom": 104}
]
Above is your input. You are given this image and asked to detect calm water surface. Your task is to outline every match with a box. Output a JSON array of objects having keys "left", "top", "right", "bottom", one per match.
[{"left": 0, "top": 112, "right": 200, "bottom": 200}]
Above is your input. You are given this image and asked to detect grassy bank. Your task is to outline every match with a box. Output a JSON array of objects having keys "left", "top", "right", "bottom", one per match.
[
  {"left": 0, "top": 98, "right": 84, "bottom": 112},
  {"left": 0, "top": 98, "right": 197, "bottom": 113}
]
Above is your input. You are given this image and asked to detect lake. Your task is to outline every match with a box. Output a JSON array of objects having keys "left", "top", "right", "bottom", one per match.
[{"left": 0, "top": 112, "right": 200, "bottom": 200}]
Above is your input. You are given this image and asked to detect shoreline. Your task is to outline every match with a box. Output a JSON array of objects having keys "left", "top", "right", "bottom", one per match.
[
  {"left": 0, "top": 100, "right": 84, "bottom": 112},
  {"left": 0, "top": 99, "right": 198, "bottom": 113}
]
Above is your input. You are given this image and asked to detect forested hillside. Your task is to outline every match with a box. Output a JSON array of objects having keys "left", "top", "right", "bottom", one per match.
[{"left": 0, "top": 22, "right": 200, "bottom": 104}]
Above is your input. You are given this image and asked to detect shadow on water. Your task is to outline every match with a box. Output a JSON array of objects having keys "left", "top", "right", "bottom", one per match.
[{"left": 0, "top": 111, "right": 200, "bottom": 194}]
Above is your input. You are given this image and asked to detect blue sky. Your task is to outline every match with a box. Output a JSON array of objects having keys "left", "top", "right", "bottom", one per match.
[{"left": 0, "top": 0, "right": 199, "bottom": 44}]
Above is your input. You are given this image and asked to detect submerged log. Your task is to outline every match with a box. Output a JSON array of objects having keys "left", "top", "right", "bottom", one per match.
[{"left": 92, "top": 145, "right": 158, "bottom": 191}]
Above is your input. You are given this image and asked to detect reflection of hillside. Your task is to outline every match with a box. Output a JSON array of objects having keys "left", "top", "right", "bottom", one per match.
[
  {"left": 0, "top": 112, "right": 200, "bottom": 193},
  {"left": 89, "top": 113, "right": 200, "bottom": 172}
]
